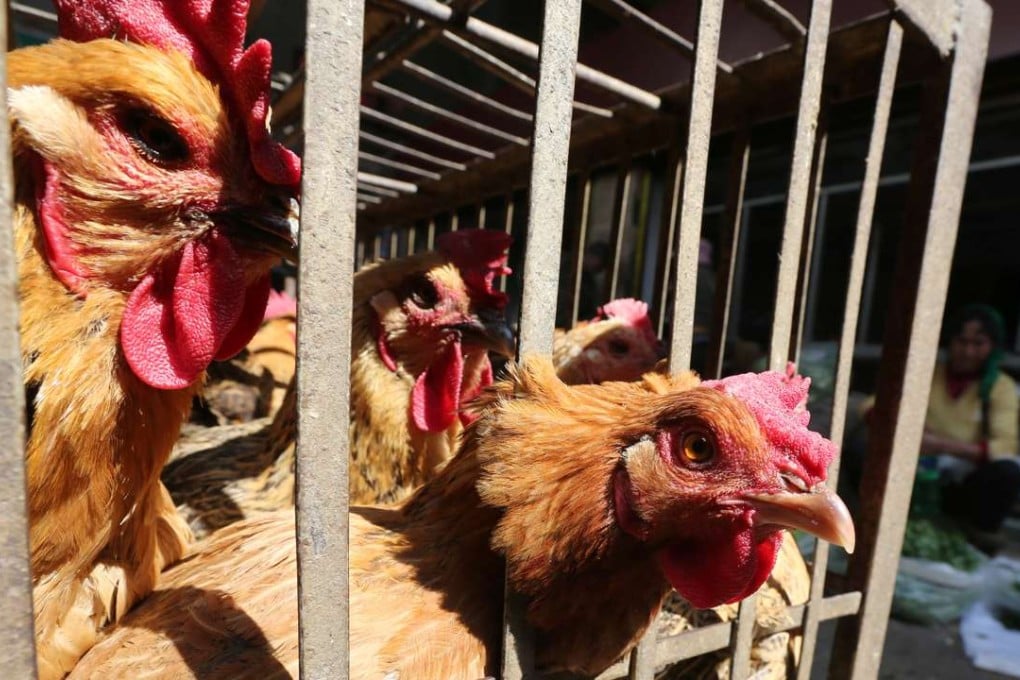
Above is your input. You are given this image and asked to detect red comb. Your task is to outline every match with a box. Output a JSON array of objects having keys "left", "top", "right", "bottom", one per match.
[
  {"left": 263, "top": 288, "right": 296, "bottom": 321},
  {"left": 702, "top": 364, "right": 835, "bottom": 484},
  {"left": 54, "top": 0, "right": 301, "bottom": 188},
  {"left": 594, "top": 298, "right": 659, "bottom": 348},
  {"left": 437, "top": 229, "right": 512, "bottom": 310}
]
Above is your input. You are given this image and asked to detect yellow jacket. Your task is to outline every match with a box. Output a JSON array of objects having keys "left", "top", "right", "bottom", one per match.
[{"left": 925, "top": 362, "right": 1019, "bottom": 460}]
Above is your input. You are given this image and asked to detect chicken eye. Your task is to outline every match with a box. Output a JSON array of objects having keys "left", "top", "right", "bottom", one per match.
[
  {"left": 681, "top": 432, "right": 714, "bottom": 464},
  {"left": 406, "top": 276, "right": 439, "bottom": 310},
  {"left": 608, "top": 339, "right": 630, "bottom": 356},
  {"left": 122, "top": 109, "right": 189, "bottom": 164}
]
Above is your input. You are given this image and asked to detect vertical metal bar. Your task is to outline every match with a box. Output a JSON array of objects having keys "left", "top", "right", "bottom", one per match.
[
  {"left": 478, "top": 202, "right": 487, "bottom": 229},
  {"left": 801, "top": 192, "right": 830, "bottom": 348},
  {"left": 295, "top": 1, "right": 364, "bottom": 677},
  {"left": 706, "top": 129, "right": 750, "bottom": 379},
  {"left": 655, "top": 151, "right": 683, "bottom": 338},
  {"left": 407, "top": 224, "right": 417, "bottom": 254},
  {"left": 450, "top": 210, "right": 460, "bottom": 231},
  {"left": 427, "top": 219, "right": 437, "bottom": 250},
  {"left": 796, "top": 21, "right": 902, "bottom": 680},
  {"left": 501, "top": 194, "right": 515, "bottom": 293},
  {"left": 0, "top": 1, "right": 36, "bottom": 674},
  {"left": 502, "top": 0, "right": 583, "bottom": 676},
  {"left": 373, "top": 234, "right": 382, "bottom": 260},
  {"left": 767, "top": 0, "right": 832, "bottom": 370},
  {"left": 667, "top": 0, "right": 725, "bottom": 371},
  {"left": 570, "top": 175, "right": 593, "bottom": 325},
  {"left": 390, "top": 230, "right": 399, "bottom": 258},
  {"left": 788, "top": 123, "right": 829, "bottom": 364},
  {"left": 830, "top": 4, "right": 991, "bottom": 679},
  {"left": 609, "top": 164, "right": 633, "bottom": 301}
]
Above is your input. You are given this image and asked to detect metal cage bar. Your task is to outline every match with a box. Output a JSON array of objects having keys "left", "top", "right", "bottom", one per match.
[
  {"left": 294, "top": 2, "right": 365, "bottom": 677},
  {"left": 0, "top": 1, "right": 35, "bottom": 675},
  {"left": 831, "top": 2, "right": 993, "bottom": 678},
  {"left": 501, "top": 0, "right": 583, "bottom": 676},
  {"left": 795, "top": 21, "right": 903, "bottom": 680},
  {"left": 667, "top": 0, "right": 724, "bottom": 372}
]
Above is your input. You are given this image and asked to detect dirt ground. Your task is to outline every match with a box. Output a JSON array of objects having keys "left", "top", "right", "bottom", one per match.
[{"left": 809, "top": 615, "right": 1014, "bottom": 679}]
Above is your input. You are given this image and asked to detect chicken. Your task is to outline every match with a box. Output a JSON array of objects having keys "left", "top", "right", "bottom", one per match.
[
  {"left": 163, "top": 229, "right": 515, "bottom": 537},
  {"left": 73, "top": 358, "right": 854, "bottom": 679},
  {"left": 554, "top": 297, "right": 664, "bottom": 384},
  {"left": 11, "top": 1, "right": 299, "bottom": 676}
]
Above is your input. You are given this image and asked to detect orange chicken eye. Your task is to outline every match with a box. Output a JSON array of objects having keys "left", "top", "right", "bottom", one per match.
[{"left": 681, "top": 432, "right": 714, "bottom": 464}]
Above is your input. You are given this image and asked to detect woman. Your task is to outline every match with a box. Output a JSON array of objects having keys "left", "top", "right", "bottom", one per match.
[{"left": 922, "top": 304, "right": 1019, "bottom": 532}]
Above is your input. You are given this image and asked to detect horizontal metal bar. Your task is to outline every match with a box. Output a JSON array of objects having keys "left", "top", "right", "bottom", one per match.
[
  {"left": 586, "top": 0, "right": 733, "bottom": 74},
  {"left": 360, "top": 130, "right": 467, "bottom": 171},
  {"left": 358, "top": 171, "right": 418, "bottom": 193},
  {"left": 885, "top": 0, "right": 957, "bottom": 56},
  {"left": 357, "top": 181, "right": 401, "bottom": 198},
  {"left": 441, "top": 30, "right": 614, "bottom": 119},
  {"left": 738, "top": 0, "right": 806, "bottom": 43},
  {"left": 0, "top": 2, "right": 36, "bottom": 674},
  {"left": 373, "top": 0, "right": 661, "bottom": 109},
  {"left": 362, "top": 105, "right": 496, "bottom": 159},
  {"left": 359, "top": 149, "right": 443, "bottom": 180},
  {"left": 402, "top": 59, "right": 534, "bottom": 123},
  {"left": 356, "top": 192, "right": 383, "bottom": 204},
  {"left": 295, "top": 0, "right": 364, "bottom": 677},
  {"left": 372, "top": 81, "right": 529, "bottom": 145}
]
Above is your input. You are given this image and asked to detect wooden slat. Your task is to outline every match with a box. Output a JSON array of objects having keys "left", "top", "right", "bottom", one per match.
[
  {"left": 796, "top": 23, "right": 902, "bottom": 680},
  {"left": 502, "top": 0, "right": 584, "bottom": 676},
  {"left": 667, "top": 0, "right": 725, "bottom": 371},
  {"left": 294, "top": 1, "right": 364, "bottom": 677},
  {"left": 0, "top": 1, "right": 36, "bottom": 674},
  {"left": 830, "top": 3, "right": 992, "bottom": 678}
]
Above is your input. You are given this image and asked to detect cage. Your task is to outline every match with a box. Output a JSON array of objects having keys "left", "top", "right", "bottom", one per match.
[{"left": 0, "top": 0, "right": 993, "bottom": 678}]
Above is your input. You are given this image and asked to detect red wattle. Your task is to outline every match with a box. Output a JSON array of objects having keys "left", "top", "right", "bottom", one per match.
[
  {"left": 411, "top": 338, "right": 464, "bottom": 433},
  {"left": 458, "top": 357, "right": 493, "bottom": 427},
  {"left": 120, "top": 231, "right": 271, "bottom": 390},
  {"left": 36, "top": 158, "right": 89, "bottom": 295}
]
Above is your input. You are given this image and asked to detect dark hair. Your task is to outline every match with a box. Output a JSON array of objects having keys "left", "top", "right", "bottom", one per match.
[{"left": 946, "top": 303, "right": 1006, "bottom": 402}]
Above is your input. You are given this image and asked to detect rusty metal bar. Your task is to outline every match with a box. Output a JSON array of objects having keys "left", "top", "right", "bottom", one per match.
[
  {"left": 440, "top": 31, "right": 614, "bottom": 119},
  {"left": 788, "top": 122, "right": 829, "bottom": 364},
  {"left": 608, "top": 164, "right": 633, "bottom": 301},
  {"left": 738, "top": 0, "right": 806, "bottom": 44},
  {"left": 766, "top": 0, "right": 831, "bottom": 370},
  {"left": 796, "top": 21, "right": 902, "bottom": 680},
  {"left": 668, "top": 0, "right": 724, "bottom": 371},
  {"left": 586, "top": 0, "right": 733, "bottom": 74},
  {"left": 502, "top": 0, "right": 583, "bottom": 676},
  {"left": 295, "top": 1, "right": 364, "bottom": 678},
  {"left": 358, "top": 171, "right": 418, "bottom": 194},
  {"left": 360, "top": 130, "right": 468, "bottom": 171},
  {"left": 570, "top": 175, "right": 593, "bottom": 325},
  {"left": 372, "top": 0, "right": 662, "bottom": 110},
  {"left": 401, "top": 59, "right": 534, "bottom": 123},
  {"left": 372, "top": 81, "right": 529, "bottom": 145},
  {"left": 0, "top": 2, "right": 35, "bottom": 675},
  {"left": 359, "top": 150, "right": 442, "bottom": 180},
  {"left": 361, "top": 105, "right": 496, "bottom": 159},
  {"left": 705, "top": 129, "right": 750, "bottom": 379},
  {"left": 831, "top": 3, "right": 992, "bottom": 678}
]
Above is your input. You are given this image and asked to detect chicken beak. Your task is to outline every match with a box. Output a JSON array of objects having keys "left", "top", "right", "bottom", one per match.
[
  {"left": 219, "top": 197, "right": 300, "bottom": 264},
  {"left": 453, "top": 309, "right": 516, "bottom": 359},
  {"left": 744, "top": 485, "right": 856, "bottom": 554}
]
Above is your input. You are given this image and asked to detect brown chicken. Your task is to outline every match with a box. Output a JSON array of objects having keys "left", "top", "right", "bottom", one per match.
[
  {"left": 12, "top": 1, "right": 299, "bottom": 676},
  {"left": 163, "top": 229, "right": 515, "bottom": 537},
  {"left": 554, "top": 297, "right": 664, "bottom": 385},
  {"left": 73, "top": 358, "right": 854, "bottom": 679}
]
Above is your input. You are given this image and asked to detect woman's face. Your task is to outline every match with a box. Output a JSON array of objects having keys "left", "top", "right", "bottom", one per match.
[{"left": 948, "top": 320, "right": 994, "bottom": 375}]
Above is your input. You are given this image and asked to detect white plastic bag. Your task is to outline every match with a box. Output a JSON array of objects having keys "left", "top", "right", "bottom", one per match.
[{"left": 892, "top": 552, "right": 988, "bottom": 625}]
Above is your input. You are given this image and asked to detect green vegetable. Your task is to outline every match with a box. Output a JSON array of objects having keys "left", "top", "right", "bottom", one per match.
[{"left": 901, "top": 519, "right": 982, "bottom": 572}]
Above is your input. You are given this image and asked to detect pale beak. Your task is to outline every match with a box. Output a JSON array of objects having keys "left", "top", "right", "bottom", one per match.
[{"left": 744, "top": 485, "right": 856, "bottom": 554}]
